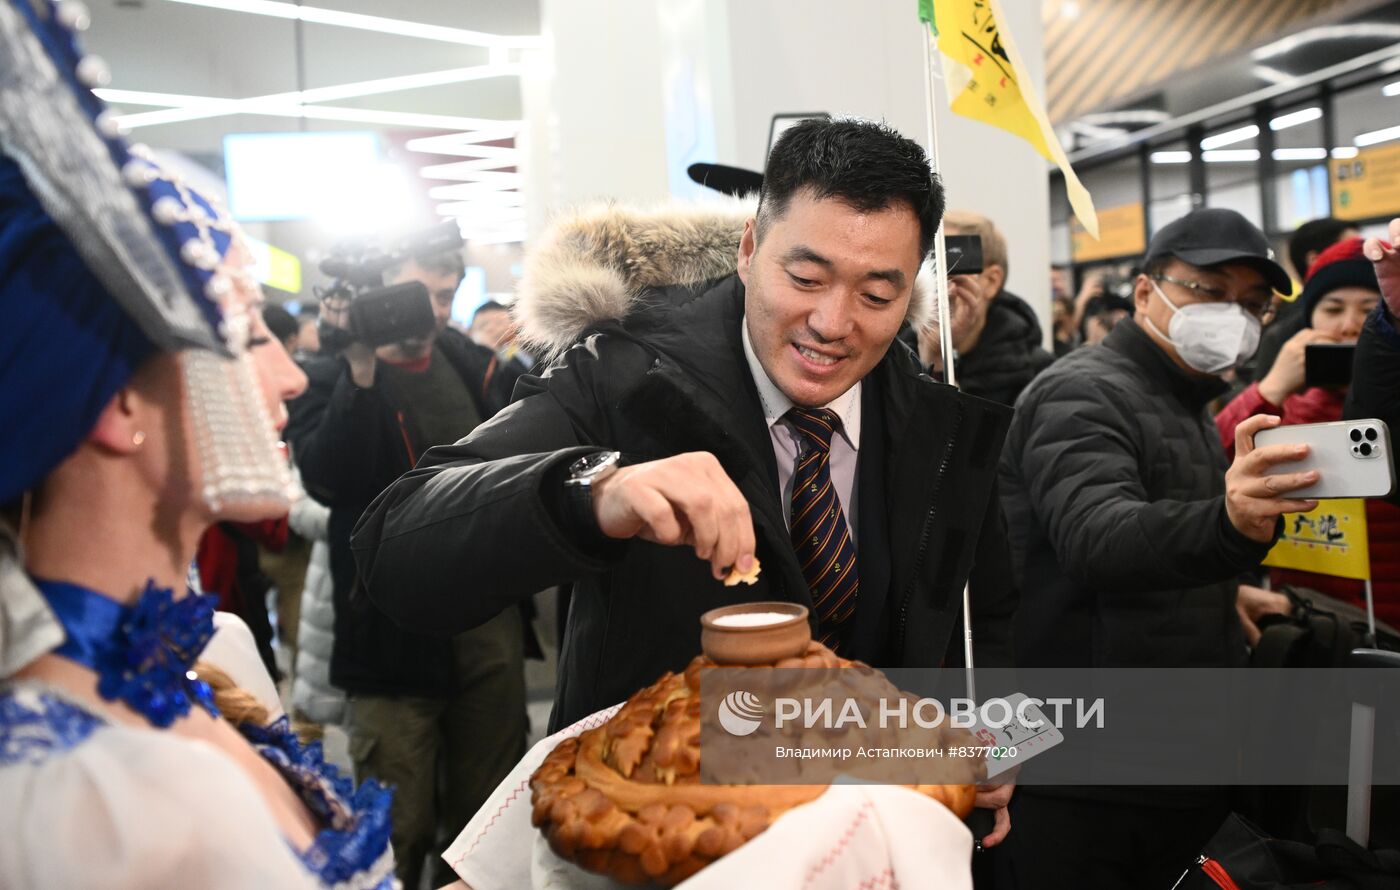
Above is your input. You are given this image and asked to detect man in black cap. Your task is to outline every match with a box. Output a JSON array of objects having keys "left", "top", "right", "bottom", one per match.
[{"left": 994, "top": 208, "right": 1320, "bottom": 887}]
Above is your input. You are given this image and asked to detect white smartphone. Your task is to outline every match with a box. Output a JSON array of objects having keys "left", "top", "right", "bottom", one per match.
[{"left": 1253, "top": 418, "right": 1395, "bottom": 499}]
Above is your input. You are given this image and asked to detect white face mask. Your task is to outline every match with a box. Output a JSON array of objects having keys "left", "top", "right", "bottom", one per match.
[{"left": 1144, "top": 279, "right": 1262, "bottom": 375}]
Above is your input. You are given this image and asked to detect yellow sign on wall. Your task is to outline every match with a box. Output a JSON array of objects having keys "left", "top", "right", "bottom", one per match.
[
  {"left": 241, "top": 235, "right": 303, "bottom": 294},
  {"left": 1263, "top": 498, "right": 1370, "bottom": 581},
  {"left": 1331, "top": 142, "right": 1400, "bottom": 222},
  {"left": 1071, "top": 202, "right": 1145, "bottom": 263}
]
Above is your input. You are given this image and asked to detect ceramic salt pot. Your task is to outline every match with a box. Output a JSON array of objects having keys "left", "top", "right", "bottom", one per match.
[{"left": 700, "top": 602, "right": 811, "bottom": 664}]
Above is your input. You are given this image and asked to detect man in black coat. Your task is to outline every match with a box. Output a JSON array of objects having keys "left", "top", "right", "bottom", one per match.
[
  {"left": 995, "top": 208, "right": 1325, "bottom": 888},
  {"left": 286, "top": 251, "right": 525, "bottom": 890},
  {"left": 915, "top": 209, "right": 1053, "bottom": 406},
  {"left": 1346, "top": 217, "right": 1400, "bottom": 508},
  {"left": 352, "top": 118, "right": 1019, "bottom": 845}
]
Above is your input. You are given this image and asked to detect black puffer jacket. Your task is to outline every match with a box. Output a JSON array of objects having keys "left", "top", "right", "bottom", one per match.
[
  {"left": 999, "top": 319, "right": 1274, "bottom": 669},
  {"left": 1344, "top": 305, "right": 1400, "bottom": 507},
  {"left": 286, "top": 328, "right": 522, "bottom": 696},
  {"left": 955, "top": 289, "right": 1055, "bottom": 407}
]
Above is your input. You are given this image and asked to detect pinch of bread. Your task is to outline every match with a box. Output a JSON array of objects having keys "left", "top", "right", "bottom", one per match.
[{"left": 722, "top": 558, "right": 761, "bottom": 587}]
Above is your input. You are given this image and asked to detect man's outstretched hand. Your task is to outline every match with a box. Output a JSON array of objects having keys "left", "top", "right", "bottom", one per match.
[
  {"left": 591, "top": 451, "right": 757, "bottom": 582},
  {"left": 1362, "top": 218, "right": 1400, "bottom": 320}
]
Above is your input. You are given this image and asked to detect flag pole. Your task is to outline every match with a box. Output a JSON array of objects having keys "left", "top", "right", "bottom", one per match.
[
  {"left": 1365, "top": 577, "right": 1377, "bottom": 640},
  {"left": 919, "top": 11, "right": 976, "bottom": 698},
  {"left": 921, "top": 20, "right": 957, "bottom": 391}
]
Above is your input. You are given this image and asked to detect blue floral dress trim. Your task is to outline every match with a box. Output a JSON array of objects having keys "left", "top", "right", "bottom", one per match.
[
  {"left": 0, "top": 686, "right": 398, "bottom": 889},
  {"left": 243, "top": 717, "right": 397, "bottom": 890},
  {"left": 0, "top": 687, "right": 102, "bottom": 767}
]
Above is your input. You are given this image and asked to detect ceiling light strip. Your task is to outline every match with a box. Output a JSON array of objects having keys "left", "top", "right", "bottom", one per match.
[
  {"left": 1200, "top": 124, "right": 1259, "bottom": 150},
  {"left": 93, "top": 88, "right": 211, "bottom": 106},
  {"left": 1271, "top": 147, "right": 1327, "bottom": 161},
  {"left": 113, "top": 100, "right": 522, "bottom": 132},
  {"left": 420, "top": 158, "right": 520, "bottom": 178},
  {"left": 1356, "top": 124, "right": 1400, "bottom": 147},
  {"left": 162, "top": 0, "right": 542, "bottom": 48},
  {"left": 111, "top": 63, "right": 522, "bottom": 129},
  {"left": 1269, "top": 106, "right": 1321, "bottom": 131},
  {"left": 1201, "top": 149, "right": 1260, "bottom": 162}
]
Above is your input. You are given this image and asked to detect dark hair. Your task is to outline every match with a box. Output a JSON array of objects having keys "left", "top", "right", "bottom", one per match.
[
  {"left": 1141, "top": 255, "right": 1171, "bottom": 279},
  {"left": 261, "top": 304, "right": 299, "bottom": 346},
  {"left": 472, "top": 300, "right": 508, "bottom": 322},
  {"left": 1289, "top": 218, "right": 1355, "bottom": 280},
  {"left": 385, "top": 249, "right": 466, "bottom": 285},
  {"left": 756, "top": 118, "right": 944, "bottom": 260}
]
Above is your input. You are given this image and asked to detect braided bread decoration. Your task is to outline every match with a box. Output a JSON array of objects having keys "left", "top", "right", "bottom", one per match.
[{"left": 530, "top": 641, "right": 981, "bottom": 885}]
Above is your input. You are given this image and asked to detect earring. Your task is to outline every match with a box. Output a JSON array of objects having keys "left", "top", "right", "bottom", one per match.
[{"left": 132, "top": 431, "right": 146, "bottom": 447}]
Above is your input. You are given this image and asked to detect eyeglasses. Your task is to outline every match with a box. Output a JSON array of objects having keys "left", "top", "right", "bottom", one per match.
[{"left": 1152, "top": 274, "right": 1275, "bottom": 322}]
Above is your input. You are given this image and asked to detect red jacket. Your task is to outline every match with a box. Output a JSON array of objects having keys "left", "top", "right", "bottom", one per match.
[
  {"left": 1216, "top": 382, "right": 1400, "bottom": 627},
  {"left": 196, "top": 517, "right": 289, "bottom": 613}
]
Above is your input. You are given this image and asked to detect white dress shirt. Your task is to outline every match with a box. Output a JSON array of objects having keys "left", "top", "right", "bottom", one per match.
[{"left": 741, "top": 316, "right": 861, "bottom": 543}]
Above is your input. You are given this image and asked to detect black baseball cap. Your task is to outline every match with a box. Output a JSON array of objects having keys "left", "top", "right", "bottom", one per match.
[{"left": 1145, "top": 207, "right": 1291, "bottom": 294}]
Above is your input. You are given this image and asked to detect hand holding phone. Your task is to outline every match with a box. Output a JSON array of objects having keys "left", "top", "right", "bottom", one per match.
[
  {"left": 1257, "top": 328, "right": 1340, "bottom": 405},
  {"left": 1304, "top": 343, "right": 1355, "bottom": 389},
  {"left": 943, "top": 234, "right": 983, "bottom": 277},
  {"left": 1226, "top": 415, "right": 1323, "bottom": 542}
]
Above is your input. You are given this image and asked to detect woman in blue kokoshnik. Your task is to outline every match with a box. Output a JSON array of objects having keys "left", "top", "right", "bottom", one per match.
[{"left": 0, "top": 2, "right": 397, "bottom": 886}]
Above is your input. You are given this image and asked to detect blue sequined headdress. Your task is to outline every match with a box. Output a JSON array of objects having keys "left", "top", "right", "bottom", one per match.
[
  {"left": 0, "top": 0, "right": 295, "bottom": 512},
  {"left": 0, "top": 0, "right": 226, "bottom": 353}
]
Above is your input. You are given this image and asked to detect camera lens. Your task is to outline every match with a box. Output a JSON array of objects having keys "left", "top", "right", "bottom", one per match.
[
  {"left": 1361, "top": 443, "right": 1373, "bottom": 456},
  {"left": 1351, "top": 428, "right": 1363, "bottom": 442},
  {"left": 1365, "top": 428, "right": 1378, "bottom": 442}
]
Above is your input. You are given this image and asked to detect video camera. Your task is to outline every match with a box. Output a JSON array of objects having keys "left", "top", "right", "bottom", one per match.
[{"left": 315, "top": 221, "right": 464, "bottom": 350}]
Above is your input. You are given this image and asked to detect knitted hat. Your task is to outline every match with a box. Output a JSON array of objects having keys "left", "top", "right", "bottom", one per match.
[{"left": 1300, "top": 237, "right": 1379, "bottom": 325}]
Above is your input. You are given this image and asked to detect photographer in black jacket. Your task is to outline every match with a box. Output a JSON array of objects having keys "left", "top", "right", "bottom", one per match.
[
  {"left": 286, "top": 248, "right": 524, "bottom": 890},
  {"left": 915, "top": 209, "right": 1053, "bottom": 407}
]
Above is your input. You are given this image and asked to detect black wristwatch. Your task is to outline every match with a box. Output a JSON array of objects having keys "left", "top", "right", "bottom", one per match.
[{"left": 563, "top": 450, "right": 621, "bottom": 541}]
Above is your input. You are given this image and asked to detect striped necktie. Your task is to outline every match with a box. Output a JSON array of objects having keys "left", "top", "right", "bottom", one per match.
[{"left": 786, "top": 407, "right": 859, "bottom": 649}]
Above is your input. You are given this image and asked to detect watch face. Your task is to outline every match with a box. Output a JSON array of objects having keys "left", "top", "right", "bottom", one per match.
[{"left": 571, "top": 450, "right": 619, "bottom": 479}]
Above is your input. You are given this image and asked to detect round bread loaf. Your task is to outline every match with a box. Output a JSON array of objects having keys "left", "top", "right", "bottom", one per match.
[{"left": 530, "top": 642, "right": 982, "bottom": 885}]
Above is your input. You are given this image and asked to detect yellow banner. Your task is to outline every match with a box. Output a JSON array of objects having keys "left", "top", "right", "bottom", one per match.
[
  {"left": 1263, "top": 498, "right": 1371, "bottom": 581},
  {"left": 1071, "top": 202, "right": 1145, "bottom": 263},
  {"left": 931, "top": 0, "right": 1098, "bottom": 238},
  {"left": 241, "top": 235, "right": 304, "bottom": 294},
  {"left": 1331, "top": 141, "right": 1400, "bottom": 223}
]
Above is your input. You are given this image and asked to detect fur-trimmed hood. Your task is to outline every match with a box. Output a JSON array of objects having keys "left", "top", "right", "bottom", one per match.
[{"left": 513, "top": 198, "right": 932, "bottom": 363}]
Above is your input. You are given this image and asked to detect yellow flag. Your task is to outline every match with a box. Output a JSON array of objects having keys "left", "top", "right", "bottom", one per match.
[
  {"left": 1263, "top": 499, "right": 1371, "bottom": 581},
  {"left": 929, "top": 0, "right": 1099, "bottom": 238}
]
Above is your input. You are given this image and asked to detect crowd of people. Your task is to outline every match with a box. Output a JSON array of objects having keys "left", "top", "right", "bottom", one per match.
[{"left": 2, "top": 4, "right": 1399, "bottom": 888}]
